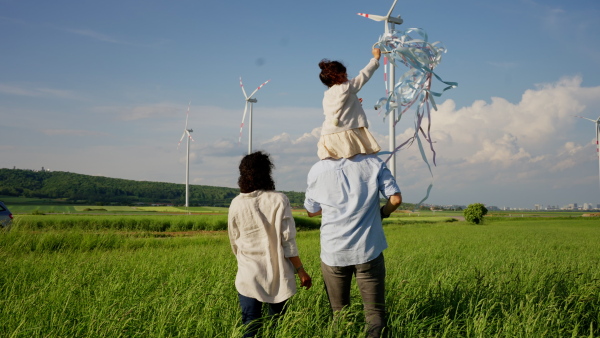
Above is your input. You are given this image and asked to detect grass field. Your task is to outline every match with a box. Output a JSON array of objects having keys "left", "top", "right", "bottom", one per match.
[{"left": 1, "top": 215, "right": 599, "bottom": 337}]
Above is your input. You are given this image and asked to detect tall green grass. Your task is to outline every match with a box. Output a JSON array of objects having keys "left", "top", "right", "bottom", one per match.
[
  {"left": 8, "top": 205, "right": 79, "bottom": 214},
  {"left": 12, "top": 214, "right": 229, "bottom": 231},
  {"left": 1, "top": 218, "right": 598, "bottom": 337},
  {"left": 11, "top": 214, "right": 322, "bottom": 232}
]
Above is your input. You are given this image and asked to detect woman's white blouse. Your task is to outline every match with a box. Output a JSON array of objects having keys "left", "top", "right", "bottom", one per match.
[{"left": 228, "top": 190, "right": 299, "bottom": 303}]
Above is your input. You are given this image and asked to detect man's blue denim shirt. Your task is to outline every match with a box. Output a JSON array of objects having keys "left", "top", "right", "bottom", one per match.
[{"left": 304, "top": 154, "right": 401, "bottom": 266}]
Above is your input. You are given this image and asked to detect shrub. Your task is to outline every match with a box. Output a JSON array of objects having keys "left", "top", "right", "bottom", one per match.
[
  {"left": 292, "top": 216, "right": 321, "bottom": 230},
  {"left": 464, "top": 203, "right": 488, "bottom": 224}
]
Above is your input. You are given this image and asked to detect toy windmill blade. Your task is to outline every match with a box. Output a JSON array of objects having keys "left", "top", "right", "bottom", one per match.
[
  {"left": 239, "top": 77, "right": 249, "bottom": 99},
  {"left": 248, "top": 79, "right": 271, "bottom": 98},
  {"left": 239, "top": 102, "right": 249, "bottom": 143},
  {"left": 357, "top": 13, "right": 386, "bottom": 21}
]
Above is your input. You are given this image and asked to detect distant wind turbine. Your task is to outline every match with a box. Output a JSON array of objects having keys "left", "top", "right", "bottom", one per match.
[
  {"left": 239, "top": 77, "right": 270, "bottom": 154},
  {"left": 178, "top": 101, "right": 194, "bottom": 208},
  {"left": 575, "top": 115, "right": 600, "bottom": 189}
]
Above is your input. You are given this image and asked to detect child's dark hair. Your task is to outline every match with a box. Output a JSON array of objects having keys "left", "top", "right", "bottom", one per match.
[
  {"left": 319, "top": 59, "right": 348, "bottom": 87},
  {"left": 238, "top": 151, "right": 276, "bottom": 193}
]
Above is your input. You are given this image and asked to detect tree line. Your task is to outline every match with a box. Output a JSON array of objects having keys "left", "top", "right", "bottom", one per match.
[{"left": 0, "top": 169, "right": 306, "bottom": 207}]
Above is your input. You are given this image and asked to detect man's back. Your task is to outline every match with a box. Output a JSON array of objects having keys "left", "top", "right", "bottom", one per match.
[{"left": 304, "top": 154, "right": 400, "bottom": 266}]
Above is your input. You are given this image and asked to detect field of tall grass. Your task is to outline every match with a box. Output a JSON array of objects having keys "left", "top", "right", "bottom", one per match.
[
  {"left": 11, "top": 214, "right": 323, "bottom": 232},
  {"left": 1, "top": 217, "right": 599, "bottom": 337},
  {"left": 11, "top": 214, "right": 455, "bottom": 233},
  {"left": 6, "top": 204, "right": 230, "bottom": 214}
]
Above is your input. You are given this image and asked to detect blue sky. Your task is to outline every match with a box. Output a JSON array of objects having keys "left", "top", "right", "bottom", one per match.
[{"left": 1, "top": 0, "right": 600, "bottom": 208}]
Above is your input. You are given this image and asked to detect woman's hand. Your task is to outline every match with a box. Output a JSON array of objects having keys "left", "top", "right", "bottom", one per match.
[
  {"left": 372, "top": 47, "right": 381, "bottom": 60},
  {"left": 298, "top": 269, "right": 312, "bottom": 290}
]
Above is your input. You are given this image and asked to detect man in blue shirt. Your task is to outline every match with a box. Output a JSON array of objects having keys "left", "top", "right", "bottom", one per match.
[{"left": 304, "top": 153, "right": 402, "bottom": 337}]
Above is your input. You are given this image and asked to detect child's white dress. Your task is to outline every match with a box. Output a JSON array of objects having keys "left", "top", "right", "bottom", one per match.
[{"left": 318, "top": 58, "right": 381, "bottom": 159}]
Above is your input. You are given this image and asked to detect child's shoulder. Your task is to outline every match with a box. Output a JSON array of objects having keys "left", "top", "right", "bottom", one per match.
[{"left": 324, "top": 82, "right": 350, "bottom": 95}]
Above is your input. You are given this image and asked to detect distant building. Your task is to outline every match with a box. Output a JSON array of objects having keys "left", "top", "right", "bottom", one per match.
[{"left": 583, "top": 203, "right": 594, "bottom": 210}]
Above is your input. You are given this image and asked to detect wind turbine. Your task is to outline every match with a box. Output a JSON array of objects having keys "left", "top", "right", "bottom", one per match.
[
  {"left": 239, "top": 77, "right": 270, "bottom": 154},
  {"left": 358, "top": 0, "right": 403, "bottom": 36},
  {"left": 178, "top": 101, "right": 194, "bottom": 208},
  {"left": 358, "top": 0, "right": 403, "bottom": 178},
  {"left": 575, "top": 115, "right": 600, "bottom": 189}
]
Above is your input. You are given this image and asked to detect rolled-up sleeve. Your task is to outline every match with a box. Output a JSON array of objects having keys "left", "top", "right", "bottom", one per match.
[
  {"left": 378, "top": 161, "right": 401, "bottom": 198},
  {"left": 280, "top": 201, "right": 299, "bottom": 257},
  {"left": 304, "top": 197, "right": 321, "bottom": 213},
  {"left": 304, "top": 168, "right": 322, "bottom": 213}
]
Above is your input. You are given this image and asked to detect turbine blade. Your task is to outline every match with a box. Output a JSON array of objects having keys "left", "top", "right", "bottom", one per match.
[
  {"left": 386, "top": 0, "right": 399, "bottom": 19},
  {"left": 186, "top": 130, "right": 195, "bottom": 142},
  {"left": 248, "top": 79, "right": 271, "bottom": 98},
  {"left": 185, "top": 101, "right": 191, "bottom": 129},
  {"left": 357, "top": 13, "right": 386, "bottom": 21},
  {"left": 240, "top": 77, "right": 248, "bottom": 99},
  {"left": 239, "top": 102, "right": 249, "bottom": 143},
  {"left": 574, "top": 115, "right": 596, "bottom": 122},
  {"left": 178, "top": 131, "right": 186, "bottom": 149}
]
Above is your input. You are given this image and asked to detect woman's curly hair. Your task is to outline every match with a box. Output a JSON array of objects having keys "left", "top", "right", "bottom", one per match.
[
  {"left": 319, "top": 59, "right": 348, "bottom": 87},
  {"left": 238, "top": 151, "right": 276, "bottom": 193}
]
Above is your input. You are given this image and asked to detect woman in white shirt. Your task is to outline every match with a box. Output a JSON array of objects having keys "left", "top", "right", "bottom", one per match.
[{"left": 228, "top": 151, "right": 312, "bottom": 337}]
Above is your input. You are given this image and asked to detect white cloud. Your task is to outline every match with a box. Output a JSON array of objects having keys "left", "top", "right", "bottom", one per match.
[
  {"left": 42, "top": 129, "right": 109, "bottom": 137},
  {"left": 0, "top": 83, "right": 81, "bottom": 100},
  {"left": 105, "top": 102, "right": 182, "bottom": 121},
  {"left": 177, "top": 76, "right": 599, "bottom": 206},
  {"left": 345, "top": 75, "right": 600, "bottom": 205},
  {"left": 4, "top": 77, "right": 599, "bottom": 207}
]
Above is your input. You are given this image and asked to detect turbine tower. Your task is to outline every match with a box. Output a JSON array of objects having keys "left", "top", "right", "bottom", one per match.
[
  {"left": 575, "top": 115, "right": 600, "bottom": 189},
  {"left": 178, "top": 101, "right": 194, "bottom": 208},
  {"left": 358, "top": 0, "right": 403, "bottom": 177},
  {"left": 239, "top": 77, "right": 270, "bottom": 154}
]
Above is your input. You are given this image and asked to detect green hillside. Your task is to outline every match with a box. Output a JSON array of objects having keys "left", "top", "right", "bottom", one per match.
[{"left": 0, "top": 168, "right": 306, "bottom": 207}]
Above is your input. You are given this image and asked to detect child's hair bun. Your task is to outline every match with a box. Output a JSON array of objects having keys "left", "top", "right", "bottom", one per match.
[
  {"left": 319, "top": 59, "right": 347, "bottom": 87},
  {"left": 319, "top": 59, "right": 330, "bottom": 70}
]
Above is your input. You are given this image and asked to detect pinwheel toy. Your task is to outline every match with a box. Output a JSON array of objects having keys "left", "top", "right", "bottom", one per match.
[{"left": 358, "top": 0, "right": 457, "bottom": 206}]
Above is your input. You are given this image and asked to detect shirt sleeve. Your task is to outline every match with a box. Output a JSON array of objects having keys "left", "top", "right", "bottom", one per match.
[
  {"left": 280, "top": 198, "right": 299, "bottom": 258},
  {"left": 377, "top": 159, "right": 401, "bottom": 198},
  {"left": 349, "top": 58, "right": 380, "bottom": 94},
  {"left": 227, "top": 205, "right": 239, "bottom": 256},
  {"left": 304, "top": 166, "right": 322, "bottom": 213}
]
